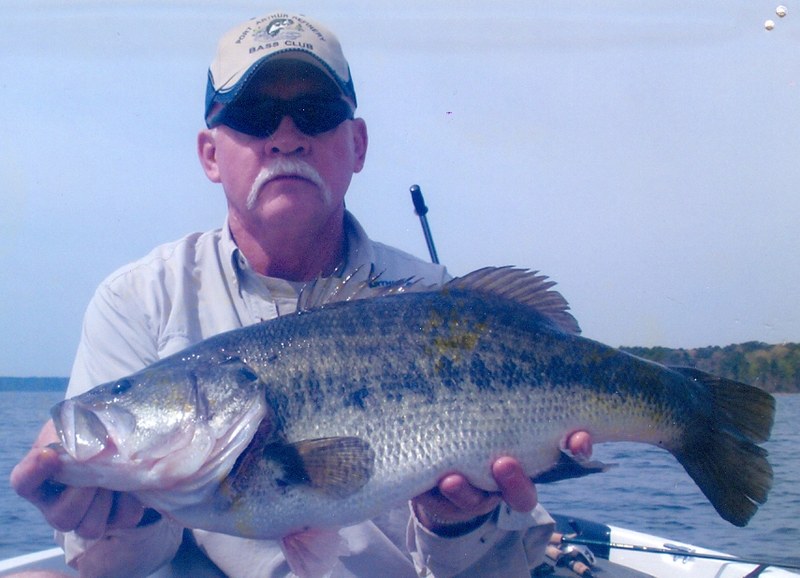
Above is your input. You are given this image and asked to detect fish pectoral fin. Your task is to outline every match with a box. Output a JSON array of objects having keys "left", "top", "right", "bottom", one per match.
[
  {"left": 290, "top": 437, "right": 375, "bottom": 498},
  {"left": 532, "top": 451, "right": 615, "bottom": 484}
]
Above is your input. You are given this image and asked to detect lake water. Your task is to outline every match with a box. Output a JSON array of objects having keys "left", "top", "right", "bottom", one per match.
[{"left": 1, "top": 391, "right": 798, "bottom": 569}]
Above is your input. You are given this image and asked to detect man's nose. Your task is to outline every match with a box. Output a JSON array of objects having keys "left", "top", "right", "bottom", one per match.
[{"left": 266, "top": 115, "right": 308, "bottom": 155}]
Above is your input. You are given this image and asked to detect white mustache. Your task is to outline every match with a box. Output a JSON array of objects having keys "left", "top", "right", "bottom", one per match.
[{"left": 246, "top": 159, "right": 330, "bottom": 210}]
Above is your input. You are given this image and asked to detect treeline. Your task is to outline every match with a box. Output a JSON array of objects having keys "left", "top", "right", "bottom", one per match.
[{"left": 621, "top": 341, "right": 800, "bottom": 393}]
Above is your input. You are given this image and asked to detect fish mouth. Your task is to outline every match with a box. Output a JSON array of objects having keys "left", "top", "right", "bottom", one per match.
[{"left": 51, "top": 399, "right": 130, "bottom": 462}]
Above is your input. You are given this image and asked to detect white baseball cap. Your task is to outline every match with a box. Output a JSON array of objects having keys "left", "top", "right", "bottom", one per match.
[{"left": 205, "top": 11, "right": 357, "bottom": 123}]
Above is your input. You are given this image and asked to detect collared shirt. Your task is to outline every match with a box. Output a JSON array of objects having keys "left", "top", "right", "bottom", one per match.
[{"left": 61, "top": 212, "right": 554, "bottom": 578}]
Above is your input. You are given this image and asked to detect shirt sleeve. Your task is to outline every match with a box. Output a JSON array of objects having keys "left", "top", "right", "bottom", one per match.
[
  {"left": 67, "top": 275, "right": 160, "bottom": 397},
  {"left": 58, "top": 275, "right": 178, "bottom": 575},
  {"left": 406, "top": 503, "right": 555, "bottom": 577}
]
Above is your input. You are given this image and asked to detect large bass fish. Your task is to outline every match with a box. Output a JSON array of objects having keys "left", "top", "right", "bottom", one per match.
[{"left": 51, "top": 267, "right": 774, "bottom": 571}]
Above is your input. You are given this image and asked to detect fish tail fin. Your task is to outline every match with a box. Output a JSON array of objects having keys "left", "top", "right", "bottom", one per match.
[
  {"left": 672, "top": 367, "right": 775, "bottom": 443},
  {"left": 671, "top": 367, "right": 775, "bottom": 527}
]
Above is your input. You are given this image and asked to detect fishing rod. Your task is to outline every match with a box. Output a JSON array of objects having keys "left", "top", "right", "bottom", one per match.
[
  {"left": 561, "top": 535, "right": 800, "bottom": 572},
  {"left": 409, "top": 184, "right": 439, "bottom": 264}
]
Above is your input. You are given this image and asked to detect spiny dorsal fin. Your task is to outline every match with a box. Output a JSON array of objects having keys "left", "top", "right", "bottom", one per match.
[
  {"left": 264, "top": 437, "right": 375, "bottom": 499},
  {"left": 446, "top": 267, "right": 581, "bottom": 335},
  {"left": 297, "top": 265, "right": 430, "bottom": 312}
]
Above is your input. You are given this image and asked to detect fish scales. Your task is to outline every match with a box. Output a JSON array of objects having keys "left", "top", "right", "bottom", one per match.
[
  {"left": 243, "top": 289, "right": 686, "bottom": 447},
  {"left": 51, "top": 267, "right": 775, "bottom": 543},
  {"left": 183, "top": 287, "right": 712, "bottom": 532}
]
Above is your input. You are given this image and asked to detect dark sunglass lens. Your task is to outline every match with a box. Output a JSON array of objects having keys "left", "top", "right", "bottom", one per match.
[
  {"left": 291, "top": 98, "right": 352, "bottom": 135},
  {"left": 215, "top": 100, "right": 283, "bottom": 137},
  {"left": 212, "top": 97, "right": 351, "bottom": 137}
]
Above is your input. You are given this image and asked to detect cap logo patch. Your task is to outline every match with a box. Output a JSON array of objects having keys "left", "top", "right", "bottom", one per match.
[
  {"left": 247, "top": 18, "right": 313, "bottom": 54},
  {"left": 262, "top": 18, "right": 303, "bottom": 40}
]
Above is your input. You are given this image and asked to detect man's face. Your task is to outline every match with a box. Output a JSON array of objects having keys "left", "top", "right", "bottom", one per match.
[{"left": 198, "top": 63, "right": 367, "bottom": 239}]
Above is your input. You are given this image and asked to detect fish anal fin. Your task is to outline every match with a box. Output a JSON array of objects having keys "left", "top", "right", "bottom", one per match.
[
  {"left": 532, "top": 451, "right": 614, "bottom": 484},
  {"left": 446, "top": 267, "right": 581, "bottom": 335}
]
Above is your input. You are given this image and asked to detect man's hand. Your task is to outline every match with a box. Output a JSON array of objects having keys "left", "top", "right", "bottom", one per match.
[
  {"left": 413, "top": 431, "right": 592, "bottom": 535},
  {"left": 9, "top": 420, "right": 145, "bottom": 539}
]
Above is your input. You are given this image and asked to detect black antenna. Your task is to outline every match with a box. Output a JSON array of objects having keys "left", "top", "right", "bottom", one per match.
[{"left": 409, "top": 184, "right": 439, "bottom": 264}]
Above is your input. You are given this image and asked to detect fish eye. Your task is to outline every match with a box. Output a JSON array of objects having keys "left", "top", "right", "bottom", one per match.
[
  {"left": 112, "top": 379, "right": 133, "bottom": 396},
  {"left": 236, "top": 366, "right": 260, "bottom": 386}
]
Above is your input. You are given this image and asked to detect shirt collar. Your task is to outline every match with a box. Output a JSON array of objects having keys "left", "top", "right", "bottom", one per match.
[{"left": 223, "top": 211, "right": 374, "bottom": 281}]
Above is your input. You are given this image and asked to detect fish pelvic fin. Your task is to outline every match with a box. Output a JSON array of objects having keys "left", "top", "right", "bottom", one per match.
[
  {"left": 281, "top": 527, "right": 349, "bottom": 578},
  {"left": 445, "top": 267, "right": 581, "bottom": 335},
  {"left": 532, "top": 451, "right": 615, "bottom": 484},
  {"left": 671, "top": 368, "right": 775, "bottom": 527},
  {"left": 266, "top": 437, "right": 375, "bottom": 499}
]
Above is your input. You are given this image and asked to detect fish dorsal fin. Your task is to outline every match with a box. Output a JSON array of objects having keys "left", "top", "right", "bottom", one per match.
[
  {"left": 264, "top": 436, "right": 375, "bottom": 499},
  {"left": 446, "top": 266, "right": 581, "bottom": 335},
  {"left": 297, "top": 265, "right": 431, "bottom": 312}
]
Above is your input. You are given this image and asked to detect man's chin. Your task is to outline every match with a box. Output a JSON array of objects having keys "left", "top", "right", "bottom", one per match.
[{"left": 246, "top": 196, "right": 341, "bottom": 230}]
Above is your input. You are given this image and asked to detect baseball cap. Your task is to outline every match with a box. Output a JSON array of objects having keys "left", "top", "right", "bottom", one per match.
[{"left": 205, "top": 12, "right": 357, "bottom": 124}]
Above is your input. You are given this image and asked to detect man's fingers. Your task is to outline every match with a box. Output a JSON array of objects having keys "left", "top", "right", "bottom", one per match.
[
  {"left": 413, "top": 472, "right": 501, "bottom": 531},
  {"left": 9, "top": 447, "right": 61, "bottom": 503},
  {"left": 74, "top": 489, "right": 114, "bottom": 539},
  {"left": 566, "top": 431, "right": 593, "bottom": 458},
  {"left": 46, "top": 485, "right": 105, "bottom": 534},
  {"left": 108, "top": 492, "right": 146, "bottom": 530},
  {"left": 414, "top": 445, "right": 594, "bottom": 531},
  {"left": 492, "top": 457, "right": 537, "bottom": 512},
  {"left": 437, "top": 473, "right": 492, "bottom": 511},
  {"left": 9, "top": 422, "right": 131, "bottom": 539}
]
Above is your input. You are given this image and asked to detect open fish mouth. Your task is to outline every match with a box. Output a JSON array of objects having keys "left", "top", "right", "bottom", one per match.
[{"left": 52, "top": 399, "right": 131, "bottom": 462}]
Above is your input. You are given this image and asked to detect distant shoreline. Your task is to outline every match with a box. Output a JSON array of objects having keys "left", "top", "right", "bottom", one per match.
[{"left": 0, "top": 377, "right": 68, "bottom": 392}]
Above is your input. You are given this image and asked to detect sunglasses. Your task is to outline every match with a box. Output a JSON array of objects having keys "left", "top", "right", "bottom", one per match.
[{"left": 209, "top": 95, "right": 354, "bottom": 138}]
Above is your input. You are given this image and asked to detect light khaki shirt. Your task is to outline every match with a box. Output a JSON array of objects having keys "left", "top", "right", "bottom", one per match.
[{"left": 61, "top": 212, "right": 553, "bottom": 578}]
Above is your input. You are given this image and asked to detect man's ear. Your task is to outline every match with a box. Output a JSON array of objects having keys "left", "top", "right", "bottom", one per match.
[
  {"left": 351, "top": 118, "right": 368, "bottom": 174},
  {"left": 197, "top": 129, "right": 221, "bottom": 183}
]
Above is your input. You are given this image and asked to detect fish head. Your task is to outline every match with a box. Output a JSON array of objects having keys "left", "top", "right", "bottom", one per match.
[{"left": 51, "top": 355, "right": 268, "bottom": 492}]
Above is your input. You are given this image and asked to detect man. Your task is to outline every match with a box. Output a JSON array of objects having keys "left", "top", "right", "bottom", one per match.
[{"left": 11, "top": 11, "right": 591, "bottom": 577}]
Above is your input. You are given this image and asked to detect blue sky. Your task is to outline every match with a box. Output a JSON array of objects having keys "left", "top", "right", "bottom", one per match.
[{"left": 2, "top": 1, "right": 799, "bottom": 377}]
